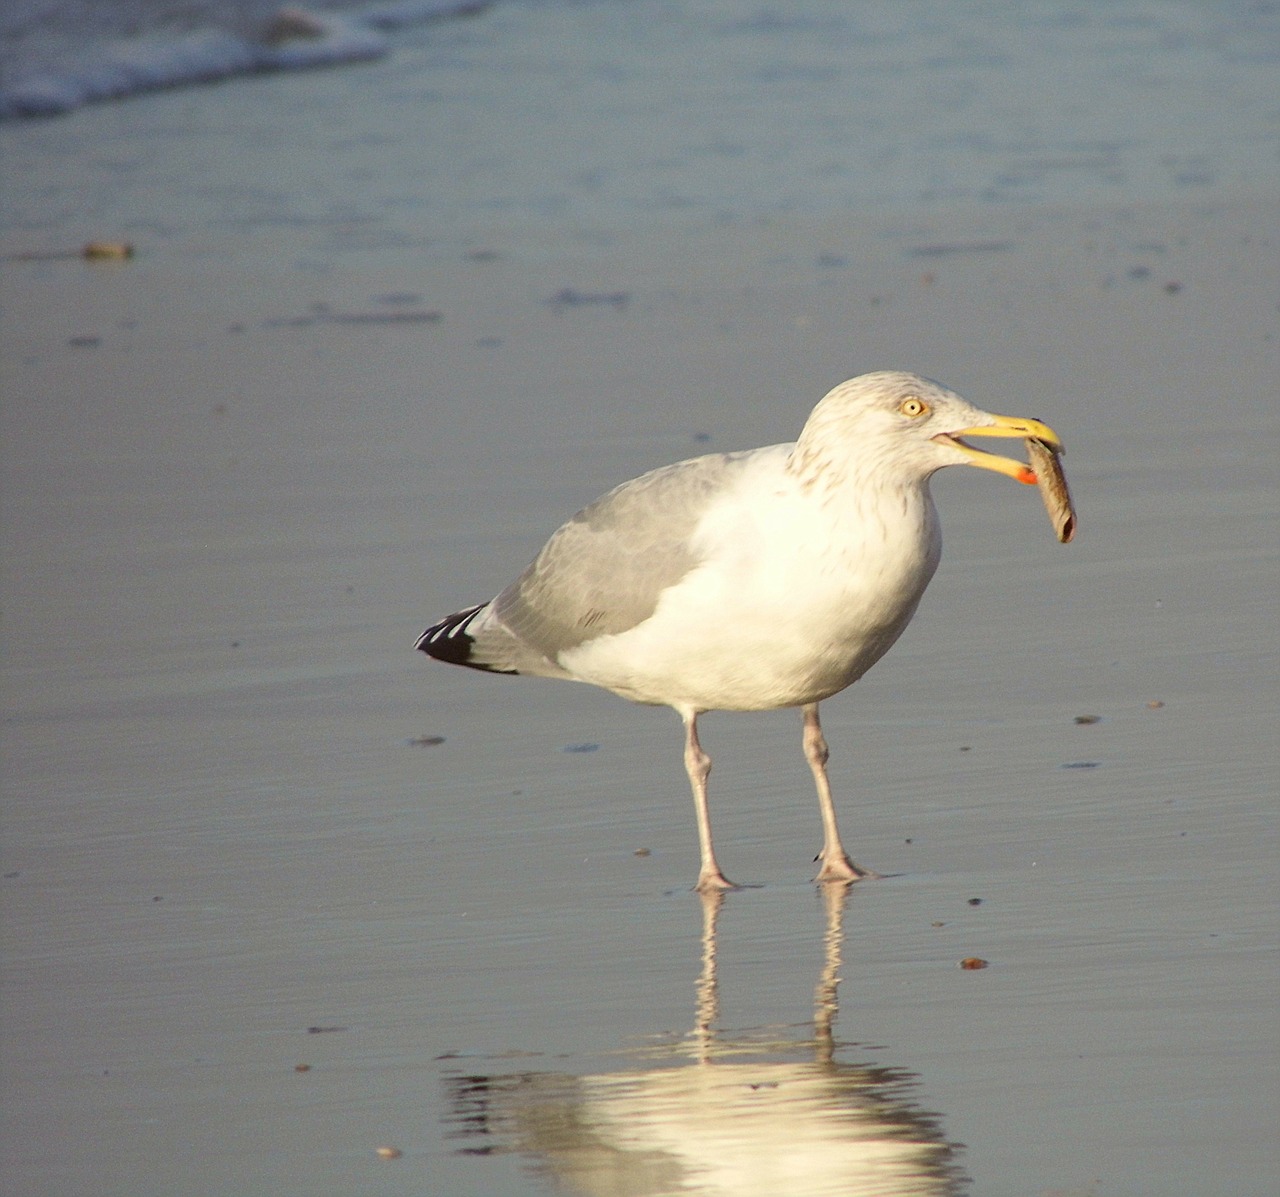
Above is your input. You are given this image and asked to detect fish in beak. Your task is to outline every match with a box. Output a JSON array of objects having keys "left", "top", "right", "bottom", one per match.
[{"left": 933, "top": 413, "right": 1064, "bottom": 485}]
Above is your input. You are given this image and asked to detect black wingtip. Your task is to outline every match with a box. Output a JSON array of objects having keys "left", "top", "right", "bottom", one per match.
[
  {"left": 416, "top": 604, "right": 518, "bottom": 674},
  {"left": 416, "top": 604, "right": 484, "bottom": 663}
]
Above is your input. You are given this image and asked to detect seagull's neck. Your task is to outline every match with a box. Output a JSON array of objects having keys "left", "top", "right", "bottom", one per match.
[
  {"left": 786, "top": 439, "right": 933, "bottom": 517},
  {"left": 782, "top": 439, "right": 940, "bottom": 597}
]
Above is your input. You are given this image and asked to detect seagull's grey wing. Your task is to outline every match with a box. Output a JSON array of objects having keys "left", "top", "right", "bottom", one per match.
[{"left": 493, "top": 451, "right": 753, "bottom": 662}]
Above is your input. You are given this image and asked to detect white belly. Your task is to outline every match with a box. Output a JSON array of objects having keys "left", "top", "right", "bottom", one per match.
[{"left": 559, "top": 484, "right": 941, "bottom": 712}]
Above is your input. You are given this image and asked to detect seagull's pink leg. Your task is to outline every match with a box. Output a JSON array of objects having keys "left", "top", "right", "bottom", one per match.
[
  {"left": 803, "top": 703, "right": 879, "bottom": 883},
  {"left": 682, "top": 710, "right": 737, "bottom": 892}
]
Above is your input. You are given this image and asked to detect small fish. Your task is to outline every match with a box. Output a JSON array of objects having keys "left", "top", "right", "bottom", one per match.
[{"left": 1026, "top": 436, "right": 1076, "bottom": 543}]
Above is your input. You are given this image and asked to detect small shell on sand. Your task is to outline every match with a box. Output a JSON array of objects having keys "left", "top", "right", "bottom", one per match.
[
  {"left": 82, "top": 242, "right": 134, "bottom": 260},
  {"left": 263, "top": 7, "right": 330, "bottom": 43},
  {"left": 1026, "top": 436, "right": 1076, "bottom": 543}
]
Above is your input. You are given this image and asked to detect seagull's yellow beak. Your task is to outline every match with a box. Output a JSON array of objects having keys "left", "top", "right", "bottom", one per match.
[{"left": 933, "top": 414, "right": 1063, "bottom": 485}]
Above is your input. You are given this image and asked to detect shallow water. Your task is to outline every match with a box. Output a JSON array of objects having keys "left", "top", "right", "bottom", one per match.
[
  {"left": 4, "top": 1, "right": 1280, "bottom": 241},
  {"left": 4, "top": 204, "right": 1278, "bottom": 1194},
  {"left": 3, "top": 3, "right": 1279, "bottom": 1195}
]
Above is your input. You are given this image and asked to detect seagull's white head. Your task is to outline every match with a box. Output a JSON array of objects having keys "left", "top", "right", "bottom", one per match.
[{"left": 792, "top": 370, "right": 1063, "bottom": 487}]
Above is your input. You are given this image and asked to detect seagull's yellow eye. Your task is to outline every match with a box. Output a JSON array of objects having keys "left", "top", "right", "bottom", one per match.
[{"left": 899, "top": 396, "right": 928, "bottom": 418}]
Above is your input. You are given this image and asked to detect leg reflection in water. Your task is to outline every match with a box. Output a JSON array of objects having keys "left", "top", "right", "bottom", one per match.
[{"left": 441, "top": 885, "right": 967, "bottom": 1196}]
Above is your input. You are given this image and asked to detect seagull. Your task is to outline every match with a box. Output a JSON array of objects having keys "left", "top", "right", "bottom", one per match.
[{"left": 416, "top": 370, "right": 1063, "bottom": 891}]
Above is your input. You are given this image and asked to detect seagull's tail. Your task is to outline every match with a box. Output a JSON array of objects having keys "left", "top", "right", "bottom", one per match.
[{"left": 415, "top": 604, "right": 519, "bottom": 674}]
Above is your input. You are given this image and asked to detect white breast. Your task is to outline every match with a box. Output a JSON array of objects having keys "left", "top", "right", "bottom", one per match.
[{"left": 558, "top": 458, "right": 941, "bottom": 711}]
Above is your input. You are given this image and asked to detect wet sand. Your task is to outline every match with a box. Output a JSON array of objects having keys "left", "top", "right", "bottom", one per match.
[
  {"left": 3, "top": 9, "right": 1280, "bottom": 1184},
  {"left": 4, "top": 192, "right": 1277, "bottom": 1195}
]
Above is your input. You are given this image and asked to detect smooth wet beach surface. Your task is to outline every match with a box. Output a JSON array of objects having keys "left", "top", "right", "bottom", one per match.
[{"left": 3, "top": 4, "right": 1279, "bottom": 1194}]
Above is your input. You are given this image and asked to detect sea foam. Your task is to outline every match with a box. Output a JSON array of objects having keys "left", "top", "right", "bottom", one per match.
[{"left": 0, "top": 1, "right": 490, "bottom": 120}]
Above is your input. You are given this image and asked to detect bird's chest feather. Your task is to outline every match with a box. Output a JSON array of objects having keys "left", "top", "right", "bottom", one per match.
[
  {"left": 700, "top": 482, "right": 939, "bottom": 635},
  {"left": 562, "top": 483, "right": 941, "bottom": 710}
]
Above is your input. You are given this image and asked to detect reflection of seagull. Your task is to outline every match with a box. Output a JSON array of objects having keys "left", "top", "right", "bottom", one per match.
[
  {"left": 441, "top": 888, "right": 966, "bottom": 1196},
  {"left": 418, "top": 371, "right": 1063, "bottom": 889}
]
